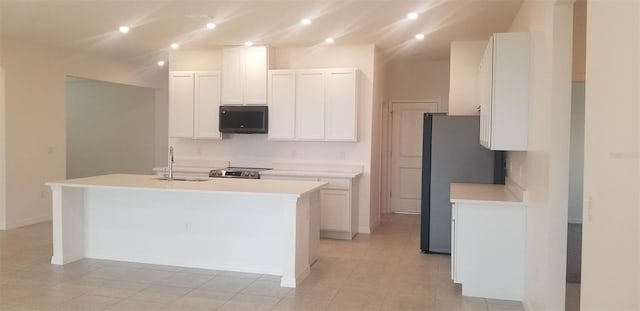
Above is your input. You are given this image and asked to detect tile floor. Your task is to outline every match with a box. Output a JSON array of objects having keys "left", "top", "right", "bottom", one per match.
[{"left": 0, "top": 214, "right": 525, "bottom": 310}]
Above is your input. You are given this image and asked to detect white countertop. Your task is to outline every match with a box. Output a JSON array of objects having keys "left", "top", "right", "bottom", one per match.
[
  {"left": 47, "top": 174, "right": 327, "bottom": 198},
  {"left": 450, "top": 183, "right": 525, "bottom": 206},
  {"left": 152, "top": 167, "right": 363, "bottom": 179}
]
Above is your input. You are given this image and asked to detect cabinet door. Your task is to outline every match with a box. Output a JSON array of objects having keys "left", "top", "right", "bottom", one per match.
[
  {"left": 490, "top": 33, "right": 529, "bottom": 151},
  {"left": 194, "top": 72, "right": 221, "bottom": 139},
  {"left": 169, "top": 72, "right": 194, "bottom": 138},
  {"left": 221, "top": 47, "right": 244, "bottom": 105},
  {"left": 320, "top": 189, "right": 350, "bottom": 232},
  {"left": 296, "top": 70, "right": 325, "bottom": 140},
  {"left": 451, "top": 203, "right": 458, "bottom": 282},
  {"left": 244, "top": 46, "right": 268, "bottom": 105},
  {"left": 478, "top": 39, "right": 494, "bottom": 148},
  {"left": 268, "top": 70, "right": 296, "bottom": 140},
  {"left": 325, "top": 69, "right": 357, "bottom": 141}
]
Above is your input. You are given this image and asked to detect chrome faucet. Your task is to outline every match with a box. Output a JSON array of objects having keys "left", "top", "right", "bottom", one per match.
[{"left": 167, "top": 146, "right": 174, "bottom": 181}]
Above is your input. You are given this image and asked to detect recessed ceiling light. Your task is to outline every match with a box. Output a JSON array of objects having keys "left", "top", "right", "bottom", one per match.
[
  {"left": 325, "top": 37, "right": 335, "bottom": 44},
  {"left": 245, "top": 41, "right": 253, "bottom": 46},
  {"left": 407, "top": 12, "right": 419, "bottom": 20},
  {"left": 157, "top": 61, "right": 165, "bottom": 67},
  {"left": 415, "top": 33, "right": 425, "bottom": 40},
  {"left": 119, "top": 26, "right": 130, "bottom": 33},
  {"left": 206, "top": 23, "right": 216, "bottom": 30},
  {"left": 301, "top": 18, "right": 312, "bottom": 25},
  {"left": 171, "top": 43, "right": 180, "bottom": 49}
]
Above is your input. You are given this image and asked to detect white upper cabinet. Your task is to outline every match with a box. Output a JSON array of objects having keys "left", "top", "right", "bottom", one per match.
[
  {"left": 244, "top": 47, "right": 268, "bottom": 104},
  {"left": 194, "top": 72, "right": 221, "bottom": 139},
  {"left": 325, "top": 69, "right": 358, "bottom": 141},
  {"left": 267, "top": 68, "right": 358, "bottom": 142},
  {"left": 169, "top": 71, "right": 221, "bottom": 140},
  {"left": 267, "top": 70, "right": 296, "bottom": 140},
  {"left": 169, "top": 72, "right": 195, "bottom": 138},
  {"left": 221, "top": 47, "right": 244, "bottom": 105},
  {"left": 478, "top": 32, "right": 530, "bottom": 151},
  {"left": 221, "top": 46, "right": 270, "bottom": 105},
  {"left": 296, "top": 70, "right": 326, "bottom": 140}
]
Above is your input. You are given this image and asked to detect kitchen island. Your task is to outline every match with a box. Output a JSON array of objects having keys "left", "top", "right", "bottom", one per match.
[{"left": 46, "top": 174, "right": 326, "bottom": 287}]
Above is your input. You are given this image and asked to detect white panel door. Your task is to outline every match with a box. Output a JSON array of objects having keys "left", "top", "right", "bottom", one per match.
[
  {"left": 320, "top": 189, "right": 351, "bottom": 232},
  {"left": 244, "top": 46, "right": 268, "bottom": 105},
  {"left": 221, "top": 47, "right": 244, "bottom": 105},
  {"left": 390, "top": 102, "right": 439, "bottom": 213},
  {"left": 169, "top": 72, "right": 194, "bottom": 138},
  {"left": 268, "top": 70, "right": 296, "bottom": 140},
  {"left": 194, "top": 72, "right": 221, "bottom": 139},
  {"left": 295, "top": 71, "right": 325, "bottom": 140},
  {"left": 325, "top": 69, "right": 357, "bottom": 141}
]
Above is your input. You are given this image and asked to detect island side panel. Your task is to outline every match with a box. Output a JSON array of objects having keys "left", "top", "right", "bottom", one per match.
[
  {"left": 308, "top": 190, "right": 320, "bottom": 265},
  {"left": 50, "top": 186, "right": 86, "bottom": 265},
  {"left": 83, "top": 188, "right": 291, "bottom": 276}
]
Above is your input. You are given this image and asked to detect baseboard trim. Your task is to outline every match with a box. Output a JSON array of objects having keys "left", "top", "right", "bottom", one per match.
[
  {"left": 6, "top": 214, "right": 52, "bottom": 229},
  {"left": 358, "top": 226, "right": 371, "bottom": 234}
]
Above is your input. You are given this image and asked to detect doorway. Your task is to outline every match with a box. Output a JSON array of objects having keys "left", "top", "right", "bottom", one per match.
[
  {"left": 66, "top": 77, "right": 157, "bottom": 179},
  {"left": 387, "top": 101, "right": 439, "bottom": 214}
]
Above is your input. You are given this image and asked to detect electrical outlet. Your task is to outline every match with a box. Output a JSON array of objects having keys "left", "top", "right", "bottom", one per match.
[
  {"left": 339, "top": 152, "right": 346, "bottom": 160},
  {"left": 291, "top": 149, "right": 297, "bottom": 157},
  {"left": 47, "top": 146, "right": 55, "bottom": 154},
  {"left": 519, "top": 165, "right": 523, "bottom": 178},
  {"left": 184, "top": 222, "right": 191, "bottom": 232}
]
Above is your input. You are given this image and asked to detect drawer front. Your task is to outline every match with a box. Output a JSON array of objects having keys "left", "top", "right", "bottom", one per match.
[
  {"left": 319, "top": 178, "right": 350, "bottom": 190},
  {"left": 261, "top": 175, "right": 318, "bottom": 182}
]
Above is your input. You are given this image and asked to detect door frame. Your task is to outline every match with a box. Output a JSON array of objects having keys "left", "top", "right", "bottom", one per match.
[
  {"left": 383, "top": 100, "right": 441, "bottom": 214},
  {"left": 0, "top": 67, "right": 6, "bottom": 230}
]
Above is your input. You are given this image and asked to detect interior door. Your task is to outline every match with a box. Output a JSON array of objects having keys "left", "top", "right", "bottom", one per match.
[{"left": 390, "top": 102, "right": 439, "bottom": 213}]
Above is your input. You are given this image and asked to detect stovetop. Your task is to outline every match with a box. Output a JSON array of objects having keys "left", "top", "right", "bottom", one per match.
[{"left": 208, "top": 167, "right": 271, "bottom": 179}]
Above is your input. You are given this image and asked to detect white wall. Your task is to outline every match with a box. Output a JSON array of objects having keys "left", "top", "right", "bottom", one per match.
[
  {"left": 448, "top": 41, "right": 487, "bottom": 116},
  {"left": 168, "top": 45, "right": 378, "bottom": 233},
  {"left": 370, "top": 46, "right": 387, "bottom": 230},
  {"left": 568, "top": 82, "right": 584, "bottom": 223},
  {"left": 0, "top": 38, "right": 165, "bottom": 229},
  {"left": 572, "top": 0, "right": 586, "bottom": 82},
  {"left": 581, "top": 1, "right": 639, "bottom": 309},
  {"left": 386, "top": 59, "right": 450, "bottom": 111},
  {"left": 505, "top": 1, "right": 574, "bottom": 310},
  {"left": 66, "top": 79, "right": 156, "bottom": 179}
]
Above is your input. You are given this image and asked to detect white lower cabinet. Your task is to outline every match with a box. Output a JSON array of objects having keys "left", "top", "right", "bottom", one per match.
[
  {"left": 319, "top": 190, "right": 350, "bottom": 231},
  {"left": 261, "top": 174, "right": 358, "bottom": 240},
  {"left": 451, "top": 202, "right": 526, "bottom": 301}
]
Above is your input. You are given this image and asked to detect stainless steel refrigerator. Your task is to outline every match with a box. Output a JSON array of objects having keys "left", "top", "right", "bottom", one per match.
[{"left": 420, "top": 114, "right": 505, "bottom": 254}]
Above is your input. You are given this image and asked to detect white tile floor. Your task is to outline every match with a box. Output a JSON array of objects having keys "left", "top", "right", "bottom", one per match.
[{"left": 0, "top": 213, "right": 526, "bottom": 310}]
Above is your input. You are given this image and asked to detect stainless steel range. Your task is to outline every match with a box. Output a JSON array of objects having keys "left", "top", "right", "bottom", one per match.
[{"left": 208, "top": 167, "right": 270, "bottom": 179}]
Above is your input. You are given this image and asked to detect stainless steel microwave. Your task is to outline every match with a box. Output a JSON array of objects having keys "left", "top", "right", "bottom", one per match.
[{"left": 219, "top": 105, "right": 268, "bottom": 134}]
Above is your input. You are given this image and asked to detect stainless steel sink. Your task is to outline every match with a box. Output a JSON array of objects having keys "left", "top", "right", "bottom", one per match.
[{"left": 154, "top": 177, "right": 211, "bottom": 182}]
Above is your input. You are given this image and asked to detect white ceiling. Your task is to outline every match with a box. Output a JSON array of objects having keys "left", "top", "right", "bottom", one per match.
[{"left": 0, "top": 0, "right": 523, "bottom": 62}]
